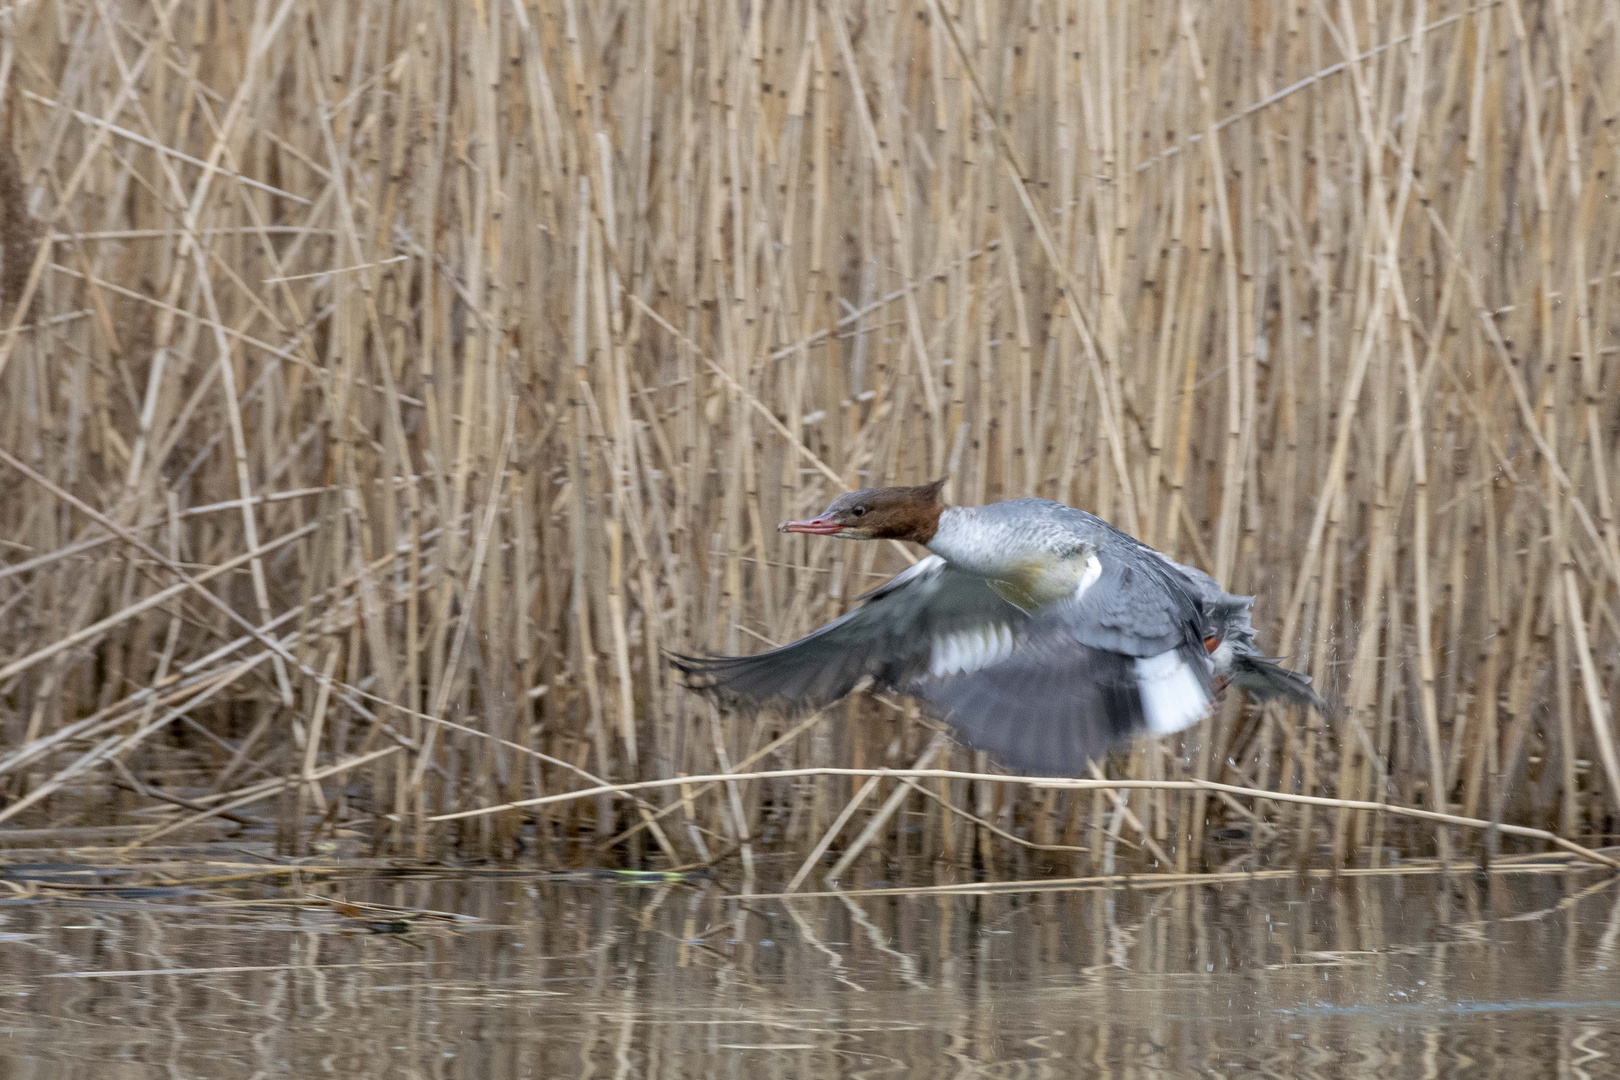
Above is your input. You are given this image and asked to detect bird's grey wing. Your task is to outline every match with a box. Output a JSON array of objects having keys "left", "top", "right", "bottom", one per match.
[
  {"left": 908, "top": 630, "right": 1149, "bottom": 776},
  {"left": 908, "top": 545, "right": 1217, "bottom": 776},
  {"left": 671, "top": 555, "right": 1029, "bottom": 713},
  {"left": 1063, "top": 541, "right": 1210, "bottom": 658}
]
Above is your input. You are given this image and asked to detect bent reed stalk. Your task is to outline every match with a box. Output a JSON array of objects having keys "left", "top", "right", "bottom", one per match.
[{"left": 1, "top": 0, "right": 1618, "bottom": 881}]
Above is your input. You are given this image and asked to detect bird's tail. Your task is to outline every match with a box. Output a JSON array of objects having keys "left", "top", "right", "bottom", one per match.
[{"left": 1229, "top": 653, "right": 1335, "bottom": 717}]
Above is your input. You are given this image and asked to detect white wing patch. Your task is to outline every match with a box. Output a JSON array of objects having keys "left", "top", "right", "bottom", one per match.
[
  {"left": 1134, "top": 649, "right": 1212, "bottom": 734},
  {"left": 1075, "top": 552, "right": 1102, "bottom": 598},
  {"left": 929, "top": 623, "right": 1016, "bottom": 678}
]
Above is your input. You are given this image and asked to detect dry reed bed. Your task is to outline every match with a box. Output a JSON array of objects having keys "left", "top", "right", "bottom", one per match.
[{"left": 0, "top": 0, "right": 1618, "bottom": 880}]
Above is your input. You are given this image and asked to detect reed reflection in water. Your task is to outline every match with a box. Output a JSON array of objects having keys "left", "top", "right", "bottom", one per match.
[{"left": 3, "top": 869, "right": 1619, "bottom": 1078}]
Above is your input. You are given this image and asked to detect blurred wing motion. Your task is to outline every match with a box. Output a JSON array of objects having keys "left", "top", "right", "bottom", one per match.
[
  {"left": 672, "top": 556, "right": 1026, "bottom": 714},
  {"left": 672, "top": 551, "right": 1219, "bottom": 776}
]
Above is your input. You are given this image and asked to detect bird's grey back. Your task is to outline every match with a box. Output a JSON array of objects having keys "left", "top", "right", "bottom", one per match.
[
  {"left": 981, "top": 498, "right": 1254, "bottom": 607},
  {"left": 936, "top": 498, "right": 1126, "bottom": 563},
  {"left": 947, "top": 497, "right": 1259, "bottom": 648}
]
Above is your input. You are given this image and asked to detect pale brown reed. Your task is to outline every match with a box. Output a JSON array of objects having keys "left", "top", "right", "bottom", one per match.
[{"left": 1, "top": 0, "right": 1618, "bottom": 883}]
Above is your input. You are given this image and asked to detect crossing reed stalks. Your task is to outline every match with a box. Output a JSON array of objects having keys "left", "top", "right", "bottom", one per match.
[{"left": 1, "top": 0, "right": 1618, "bottom": 881}]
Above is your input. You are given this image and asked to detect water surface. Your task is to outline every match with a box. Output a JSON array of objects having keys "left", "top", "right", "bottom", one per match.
[{"left": 3, "top": 865, "right": 1618, "bottom": 1077}]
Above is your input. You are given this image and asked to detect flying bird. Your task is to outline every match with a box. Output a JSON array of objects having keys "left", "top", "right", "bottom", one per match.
[{"left": 672, "top": 480, "right": 1327, "bottom": 776}]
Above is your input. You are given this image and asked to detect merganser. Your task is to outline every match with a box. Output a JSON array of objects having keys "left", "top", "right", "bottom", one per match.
[{"left": 673, "top": 480, "right": 1327, "bottom": 776}]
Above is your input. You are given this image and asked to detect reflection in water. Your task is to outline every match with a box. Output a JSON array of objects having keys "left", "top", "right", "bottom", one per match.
[{"left": 2, "top": 868, "right": 1618, "bottom": 1077}]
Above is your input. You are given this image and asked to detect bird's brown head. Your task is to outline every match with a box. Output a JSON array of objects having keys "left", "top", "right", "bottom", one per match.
[{"left": 778, "top": 479, "right": 947, "bottom": 544}]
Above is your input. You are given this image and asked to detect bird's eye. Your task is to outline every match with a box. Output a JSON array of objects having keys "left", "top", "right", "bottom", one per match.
[{"left": 851, "top": 506, "right": 867, "bottom": 517}]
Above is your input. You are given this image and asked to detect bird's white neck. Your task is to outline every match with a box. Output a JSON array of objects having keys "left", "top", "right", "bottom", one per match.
[{"left": 926, "top": 505, "right": 1013, "bottom": 577}]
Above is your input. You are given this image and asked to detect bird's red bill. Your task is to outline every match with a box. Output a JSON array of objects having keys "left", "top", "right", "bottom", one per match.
[{"left": 779, "top": 518, "right": 843, "bottom": 535}]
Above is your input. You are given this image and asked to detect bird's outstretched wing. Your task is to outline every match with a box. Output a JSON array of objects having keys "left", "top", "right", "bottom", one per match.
[{"left": 671, "top": 555, "right": 1029, "bottom": 713}]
